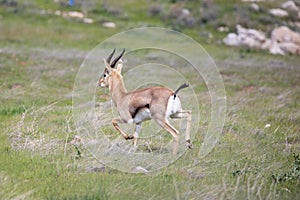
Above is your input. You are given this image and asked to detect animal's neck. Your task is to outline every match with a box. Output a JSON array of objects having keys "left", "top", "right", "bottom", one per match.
[{"left": 110, "top": 74, "right": 127, "bottom": 106}]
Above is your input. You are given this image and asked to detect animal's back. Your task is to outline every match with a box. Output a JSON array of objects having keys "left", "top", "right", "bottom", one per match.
[{"left": 126, "top": 86, "right": 174, "bottom": 118}]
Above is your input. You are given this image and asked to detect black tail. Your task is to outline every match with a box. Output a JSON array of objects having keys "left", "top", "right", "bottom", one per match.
[{"left": 173, "top": 83, "right": 189, "bottom": 99}]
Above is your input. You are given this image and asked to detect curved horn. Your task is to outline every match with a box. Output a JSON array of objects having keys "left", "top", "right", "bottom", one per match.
[
  {"left": 106, "top": 48, "right": 116, "bottom": 64},
  {"left": 111, "top": 49, "right": 125, "bottom": 68}
]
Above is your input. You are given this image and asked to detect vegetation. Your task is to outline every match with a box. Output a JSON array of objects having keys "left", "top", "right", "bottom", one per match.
[{"left": 0, "top": 0, "right": 299, "bottom": 199}]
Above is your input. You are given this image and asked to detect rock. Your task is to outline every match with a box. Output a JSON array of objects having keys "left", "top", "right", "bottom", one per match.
[
  {"left": 223, "top": 24, "right": 300, "bottom": 56},
  {"left": 247, "top": 28, "right": 266, "bottom": 42},
  {"left": 68, "top": 11, "right": 84, "bottom": 18},
  {"left": 239, "top": 35, "right": 262, "bottom": 48},
  {"left": 54, "top": 10, "right": 62, "bottom": 16},
  {"left": 223, "top": 25, "right": 266, "bottom": 48},
  {"left": 218, "top": 26, "right": 229, "bottom": 32},
  {"left": 269, "top": 8, "right": 289, "bottom": 17},
  {"left": 236, "top": 24, "right": 266, "bottom": 42},
  {"left": 236, "top": 24, "right": 247, "bottom": 35},
  {"left": 271, "top": 26, "right": 300, "bottom": 45},
  {"left": 83, "top": 18, "right": 94, "bottom": 24},
  {"left": 102, "top": 22, "right": 116, "bottom": 28},
  {"left": 250, "top": 3, "right": 260, "bottom": 11},
  {"left": 181, "top": 8, "right": 190, "bottom": 17},
  {"left": 281, "top": 1, "right": 299, "bottom": 11},
  {"left": 278, "top": 42, "right": 300, "bottom": 54},
  {"left": 133, "top": 166, "right": 149, "bottom": 173},
  {"left": 261, "top": 39, "right": 272, "bottom": 50},
  {"left": 223, "top": 33, "right": 239, "bottom": 46},
  {"left": 269, "top": 42, "right": 285, "bottom": 55}
]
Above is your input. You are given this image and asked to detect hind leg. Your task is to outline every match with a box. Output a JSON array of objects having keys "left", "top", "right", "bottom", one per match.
[
  {"left": 153, "top": 118, "right": 179, "bottom": 154},
  {"left": 151, "top": 105, "right": 180, "bottom": 154},
  {"left": 170, "top": 110, "right": 192, "bottom": 149},
  {"left": 133, "top": 123, "right": 141, "bottom": 147}
]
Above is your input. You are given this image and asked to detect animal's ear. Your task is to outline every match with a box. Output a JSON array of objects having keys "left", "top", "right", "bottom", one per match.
[
  {"left": 116, "top": 59, "right": 123, "bottom": 73},
  {"left": 103, "top": 58, "right": 112, "bottom": 73}
]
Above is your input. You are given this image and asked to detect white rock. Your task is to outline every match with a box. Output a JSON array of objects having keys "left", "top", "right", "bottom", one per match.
[
  {"left": 223, "top": 23, "right": 300, "bottom": 56},
  {"left": 278, "top": 42, "right": 300, "bottom": 54},
  {"left": 134, "top": 166, "right": 149, "bottom": 173},
  {"left": 295, "top": 22, "right": 300, "bottom": 29},
  {"left": 236, "top": 24, "right": 247, "bottom": 35},
  {"left": 83, "top": 18, "right": 94, "bottom": 24},
  {"left": 269, "top": 8, "right": 289, "bottom": 17},
  {"left": 102, "top": 22, "right": 116, "bottom": 28},
  {"left": 247, "top": 28, "right": 266, "bottom": 42},
  {"left": 281, "top": 1, "right": 299, "bottom": 11},
  {"left": 236, "top": 24, "right": 266, "bottom": 42},
  {"left": 271, "top": 26, "right": 300, "bottom": 45},
  {"left": 181, "top": 8, "right": 190, "bottom": 17},
  {"left": 261, "top": 39, "right": 272, "bottom": 50},
  {"left": 269, "top": 42, "right": 285, "bottom": 55},
  {"left": 54, "top": 10, "right": 62, "bottom": 16},
  {"left": 251, "top": 3, "right": 260, "bottom": 11},
  {"left": 68, "top": 11, "right": 84, "bottom": 18},
  {"left": 218, "top": 26, "right": 229, "bottom": 32},
  {"left": 223, "top": 33, "right": 239, "bottom": 46},
  {"left": 238, "top": 34, "right": 261, "bottom": 48}
]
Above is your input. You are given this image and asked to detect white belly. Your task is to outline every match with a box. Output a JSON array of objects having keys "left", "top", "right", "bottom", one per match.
[{"left": 133, "top": 108, "right": 152, "bottom": 124}]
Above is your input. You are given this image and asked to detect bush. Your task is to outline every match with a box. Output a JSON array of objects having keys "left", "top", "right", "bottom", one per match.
[
  {"left": 148, "top": 4, "right": 163, "bottom": 16},
  {"left": 272, "top": 153, "right": 300, "bottom": 183}
]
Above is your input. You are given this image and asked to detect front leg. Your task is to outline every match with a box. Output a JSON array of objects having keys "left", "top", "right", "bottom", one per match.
[{"left": 112, "top": 118, "right": 134, "bottom": 140}]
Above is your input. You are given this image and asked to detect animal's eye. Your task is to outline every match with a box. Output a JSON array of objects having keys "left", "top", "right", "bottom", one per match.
[{"left": 103, "top": 74, "right": 106, "bottom": 78}]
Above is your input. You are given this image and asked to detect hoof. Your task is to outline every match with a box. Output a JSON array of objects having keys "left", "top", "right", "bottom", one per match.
[
  {"left": 186, "top": 140, "right": 193, "bottom": 149},
  {"left": 125, "top": 135, "right": 134, "bottom": 140}
]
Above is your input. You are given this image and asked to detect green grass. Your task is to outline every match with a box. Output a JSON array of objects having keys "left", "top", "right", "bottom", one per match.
[{"left": 1, "top": 0, "right": 300, "bottom": 199}]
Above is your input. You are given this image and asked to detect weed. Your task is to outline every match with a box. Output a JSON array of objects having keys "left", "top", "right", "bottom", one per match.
[
  {"left": 0, "top": 105, "right": 25, "bottom": 116},
  {"left": 272, "top": 153, "right": 300, "bottom": 183}
]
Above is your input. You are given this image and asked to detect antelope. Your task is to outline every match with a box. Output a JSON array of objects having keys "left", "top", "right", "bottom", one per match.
[{"left": 98, "top": 49, "right": 192, "bottom": 154}]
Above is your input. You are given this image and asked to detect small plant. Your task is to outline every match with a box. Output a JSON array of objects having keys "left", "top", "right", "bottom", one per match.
[
  {"left": 0, "top": 105, "right": 25, "bottom": 116},
  {"left": 272, "top": 153, "right": 300, "bottom": 183}
]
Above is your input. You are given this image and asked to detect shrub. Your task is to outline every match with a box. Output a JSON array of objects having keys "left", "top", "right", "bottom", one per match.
[{"left": 148, "top": 4, "right": 163, "bottom": 16}]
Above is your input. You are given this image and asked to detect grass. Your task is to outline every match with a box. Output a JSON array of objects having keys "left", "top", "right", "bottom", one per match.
[{"left": 1, "top": 0, "right": 300, "bottom": 199}]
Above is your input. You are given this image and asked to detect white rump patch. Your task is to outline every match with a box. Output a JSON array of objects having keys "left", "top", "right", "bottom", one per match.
[{"left": 166, "top": 95, "right": 182, "bottom": 118}]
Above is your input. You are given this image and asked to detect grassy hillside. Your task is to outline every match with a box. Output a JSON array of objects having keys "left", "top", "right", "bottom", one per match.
[{"left": 1, "top": 0, "right": 300, "bottom": 199}]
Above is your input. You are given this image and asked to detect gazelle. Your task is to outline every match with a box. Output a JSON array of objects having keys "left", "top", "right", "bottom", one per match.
[{"left": 98, "top": 49, "right": 192, "bottom": 154}]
